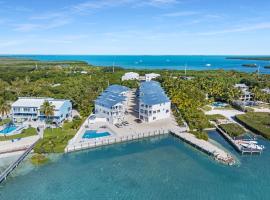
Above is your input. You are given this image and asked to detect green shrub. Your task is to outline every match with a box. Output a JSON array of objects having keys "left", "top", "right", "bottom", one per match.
[
  {"left": 31, "top": 153, "right": 49, "bottom": 165},
  {"left": 191, "top": 131, "right": 208, "bottom": 141}
]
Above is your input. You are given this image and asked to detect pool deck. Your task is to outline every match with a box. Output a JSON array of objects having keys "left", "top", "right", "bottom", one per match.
[{"left": 66, "top": 90, "right": 235, "bottom": 165}]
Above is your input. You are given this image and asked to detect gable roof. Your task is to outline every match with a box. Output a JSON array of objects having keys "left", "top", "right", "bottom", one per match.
[{"left": 139, "top": 81, "right": 170, "bottom": 105}]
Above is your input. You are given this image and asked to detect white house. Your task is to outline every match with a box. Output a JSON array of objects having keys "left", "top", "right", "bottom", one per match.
[
  {"left": 139, "top": 81, "right": 171, "bottom": 123},
  {"left": 121, "top": 72, "right": 139, "bottom": 81},
  {"left": 145, "top": 73, "right": 160, "bottom": 82},
  {"left": 11, "top": 97, "right": 72, "bottom": 124},
  {"left": 234, "top": 84, "right": 253, "bottom": 101},
  {"left": 261, "top": 88, "right": 270, "bottom": 94},
  {"left": 94, "top": 85, "right": 130, "bottom": 124}
]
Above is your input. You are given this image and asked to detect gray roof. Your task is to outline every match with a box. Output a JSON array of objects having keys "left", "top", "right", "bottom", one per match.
[
  {"left": 95, "top": 85, "right": 129, "bottom": 108},
  {"left": 139, "top": 81, "right": 170, "bottom": 105}
]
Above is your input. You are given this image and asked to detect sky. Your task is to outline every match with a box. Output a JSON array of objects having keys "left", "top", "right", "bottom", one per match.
[{"left": 0, "top": 0, "right": 270, "bottom": 55}]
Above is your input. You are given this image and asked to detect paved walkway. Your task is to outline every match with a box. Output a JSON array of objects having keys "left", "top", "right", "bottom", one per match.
[
  {"left": 205, "top": 109, "right": 244, "bottom": 121},
  {"left": 0, "top": 135, "right": 40, "bottom": 155}
]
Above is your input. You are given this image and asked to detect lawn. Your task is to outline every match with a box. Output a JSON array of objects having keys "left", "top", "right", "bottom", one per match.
[
  {"left": 34, "top": 120, "right": 81, "bottom": 153},
  {"left": 0, "top": 118, "right": 11, "bottom": 126},
  {"left": 219, "top": 123, "right": 246, "bottom": 137},
  {"left": 206, "top": 114, "right": 226, "bottom": 122},
  {"left": 235, "top": 112, "right": 270, "bottom": 139},
  {"left": 0, "top": 127, "right": 37, "bottom": 141}
]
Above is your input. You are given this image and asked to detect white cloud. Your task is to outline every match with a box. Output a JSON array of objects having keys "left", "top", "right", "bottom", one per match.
[
  {"left": 14, "top": 18, "right": 71, "bottom": 32},
  {"left": 200, "top": 22, "right": 270, "bottom": 35},
  {"left": 162, "top": 11, "right": 198, "bottom": 17}
]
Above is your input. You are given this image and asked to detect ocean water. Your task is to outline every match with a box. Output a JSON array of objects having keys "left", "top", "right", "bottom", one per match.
[
  {"left": 5, "top": 55, "right": 270, "bottom": 74},
  {"left": 1, "top": 133, "right": 270, "bottom": 200}
]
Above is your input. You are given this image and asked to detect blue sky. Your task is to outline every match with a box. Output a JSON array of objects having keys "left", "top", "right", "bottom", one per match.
[{"left": 0, "top": 0, "right": 270, "bottom": 55}]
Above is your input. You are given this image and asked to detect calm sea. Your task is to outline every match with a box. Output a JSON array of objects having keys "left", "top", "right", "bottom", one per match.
[
  {"left": 5, "top": 55, "right": 270, "bottom": 74},
  {"left": 0, "top": 132, "right": 270, "bottom": 200}
]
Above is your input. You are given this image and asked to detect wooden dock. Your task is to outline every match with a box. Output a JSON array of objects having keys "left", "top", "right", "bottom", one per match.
[
  {"left": 0, "top": 140, "right": 39, "bottom": 184},
  {"left": 216, "top": 126, "right": 262, "bottom": 155}
]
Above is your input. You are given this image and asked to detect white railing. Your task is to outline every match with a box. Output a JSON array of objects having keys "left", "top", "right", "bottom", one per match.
[{"left": 66, "top": 129, "right": 169, "bottom": 153}]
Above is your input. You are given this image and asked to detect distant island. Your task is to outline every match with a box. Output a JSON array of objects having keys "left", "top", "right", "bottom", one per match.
[
  {"left": 265, "top": 66, "right": 270, "bottom": 69},
  {"left": 242, "top": 64, "right": 257, "bottom": 68},
  {"left": 226, "top": 57, "right": 270, "bottom": 61}
]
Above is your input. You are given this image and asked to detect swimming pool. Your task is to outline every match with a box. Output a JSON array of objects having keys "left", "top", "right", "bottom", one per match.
[
  {"left": 83, "top": 130, "right": 110, "bottom": 139},
  {"left": 212, "top": 102, "right": 227, "bottom": 107},
  {"left": 0, "top": 126, "right": 17, "bottom": 134}
]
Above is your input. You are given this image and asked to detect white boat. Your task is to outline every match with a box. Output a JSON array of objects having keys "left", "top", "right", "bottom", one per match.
[
  {"left": 206, "top": 63, "right": 211, "bottom": 67},
  {"left": 240, "top": 142, "right": 264, "bottom": 150}
]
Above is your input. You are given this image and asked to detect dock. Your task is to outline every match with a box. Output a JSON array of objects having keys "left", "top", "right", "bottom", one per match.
[
  {"left": 0, "top": 140, "right": 39, "bottom": 184},
  {"left": 216, "top": 126, "right": 262, "bottom": 154},
  {"left": 170, "top": 130, "right": 235, "bottom": 165}
]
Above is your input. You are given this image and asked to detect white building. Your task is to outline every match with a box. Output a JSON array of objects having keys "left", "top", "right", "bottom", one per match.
[
  {"left": 234, "top": 84, "right": 253, "bottom": 101},
  {"left": 11, "top": 97, "right": 72, "bottom": 124},
  {"left": 94, "top": 85, "right": 130, "bottom": 124},
  {"left": 139, "top": 81, "right": 171, "bottom": 123},
  {"left": 145, "top": 73, "right": 160, "bottom": 82},
  {"left": 121, "top": 72, "right": 139, "bottom": 81},
  {"left": 261, "top": 88, "right": 270, "bottom": 94}
]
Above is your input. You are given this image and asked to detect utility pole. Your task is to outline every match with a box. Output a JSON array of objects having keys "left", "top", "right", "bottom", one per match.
[{"left": 185, "top": 64, "right": 187, "bottom": 76}]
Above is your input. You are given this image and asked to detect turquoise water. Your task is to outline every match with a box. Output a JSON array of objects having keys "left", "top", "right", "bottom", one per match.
[
  {"left": 82, "top": 130, "right": 110, "bottom": 139},
  {"left": 0, "top": 126, "right": 17, "bottom": 134},
  {"left": 1, "top": 133, "right": 270, "bottom": 200},
  {"left": 4, "top": 55, "right": 270, "bottom": 74}
]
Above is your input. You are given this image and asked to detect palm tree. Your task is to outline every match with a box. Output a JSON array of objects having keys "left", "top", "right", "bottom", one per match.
[
  {"left": 0, "top": 101, "right": 11, "bottom": 118},
  {"left": 40, "top": 101, "right": 55, "bottom": 125}
]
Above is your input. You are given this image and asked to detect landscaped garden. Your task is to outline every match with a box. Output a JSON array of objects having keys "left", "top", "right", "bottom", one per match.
[
  {"left": 34, "top": 118, "right": 82, "bottom": 153},
  {"left": 235, "top": 112, "right": 270, "bottom": 139}
]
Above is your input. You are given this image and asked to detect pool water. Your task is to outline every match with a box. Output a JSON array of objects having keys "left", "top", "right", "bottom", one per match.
[
  {"left": 82, "top": 130, "right": 110, "bottom": 139},
  {"left": 0, "top": 126, "right": 17, "bottom": 134}
]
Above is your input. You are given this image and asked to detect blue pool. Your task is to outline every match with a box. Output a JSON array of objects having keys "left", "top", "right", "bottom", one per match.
[
  {"left": 83, "top": 130, "right": 110, "bottom": 139},
  {"left": 0, "top": 126, "right": 17, "bottom": 134},
  {"left": 212, "top": 102, "right": 227, "bottom": 107}
]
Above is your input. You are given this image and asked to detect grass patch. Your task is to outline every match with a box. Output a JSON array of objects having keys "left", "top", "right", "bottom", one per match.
[
  {"left": 219, "top": 123, "right": 245, "bottom": 137},
  {"left": 235, "top": 112, "right": 270, "bottom": 139},
  {"left": 202, "top": 105, "right": 212, "bottom": 111},
  {"left": 206, "top": 114, "right": 226, "bottom": 122},
  {"left": 0, "top": 118, "right": 11, "bottom": 126},
  {"left": 0, "top": 127, "right": 37, "bottom": 141},
  {"left": 34, "top": 120, "right": 82, "bottom": 153},
  {"left": 30, "top": 153, "right": 49, "bottom": 165}
]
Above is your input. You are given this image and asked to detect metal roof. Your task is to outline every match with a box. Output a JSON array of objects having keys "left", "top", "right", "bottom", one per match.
[
  {"left": 95, "top": 85, "right": 129, "bottom": 108},
  {"left": 11, "top": 97, "right": 70, "bottom": 110},
  {"left": 139, "top": 81, "right": 170, "bottom": 105}
]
